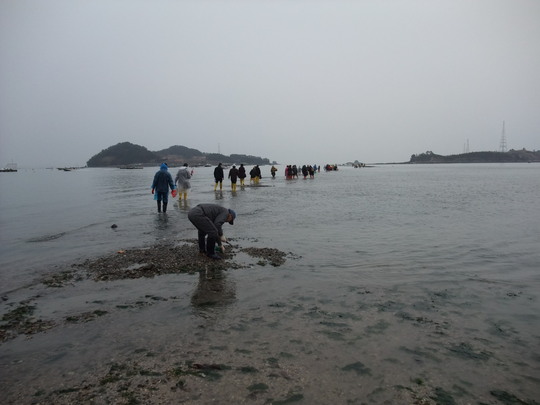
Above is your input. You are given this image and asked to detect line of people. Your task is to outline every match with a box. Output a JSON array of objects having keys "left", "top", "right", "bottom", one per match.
[
  {"left": 284, "top": 164, "right": 319, "bottom": 179},
  {"left": 153, "top": 162, "right": 327, "bottom": 211},
  {"left": 152, "top": 162, "right": 267, "bottom": 213},
  {"left": 214, "top": 163, "right": 263, "bottom": 191}
]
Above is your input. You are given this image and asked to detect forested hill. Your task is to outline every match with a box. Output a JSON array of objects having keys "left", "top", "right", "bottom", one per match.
[
  {"left": 86, "top": 142, "right": 271, "bottom": 167},
  {"left": 409, "top": 149, "right": 540, "bottom": 164}
]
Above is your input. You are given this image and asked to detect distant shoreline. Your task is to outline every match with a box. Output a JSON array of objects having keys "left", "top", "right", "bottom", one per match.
[{"left": 407, "top": 149, "right": 539, "bottom": 164}]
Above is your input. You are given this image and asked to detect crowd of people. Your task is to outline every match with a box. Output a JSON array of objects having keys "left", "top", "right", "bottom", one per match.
[
  {"left": 150, "top": 161, "right": 333, "bottom": 260},
  {"left": 152, "top": 162, "right": 333, "bottom": 209},
  {"left": 283, "top": 164, "right": 320, "bottom": 179},
  {"left": 152, "top": 162, "right": 330, "bottom": 213}
]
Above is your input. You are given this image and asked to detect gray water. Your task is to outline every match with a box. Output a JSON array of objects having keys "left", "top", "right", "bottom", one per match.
[{"left": 1, "top": 164, "right": 539, "bottom": 403}]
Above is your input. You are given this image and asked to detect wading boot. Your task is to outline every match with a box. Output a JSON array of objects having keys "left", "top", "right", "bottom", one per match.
[
  {"left": 157, "top": 201, "right": 162, "bottom": 213},
  {"left": 206, "top": 237, "right": 221, "bottom": 260},
  {"left": 162, "top": 202, "right": 167, "bottom": 213}
]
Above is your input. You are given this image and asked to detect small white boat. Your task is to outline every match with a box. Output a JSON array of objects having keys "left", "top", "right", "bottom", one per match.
[{"left": 0, "top": 162, "right": 17, "bottom": 172}]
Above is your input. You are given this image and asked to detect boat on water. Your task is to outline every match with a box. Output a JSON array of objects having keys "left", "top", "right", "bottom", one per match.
[
  {"left": 118, "top": 164, "right": 143, "bottom": 169},
  {"left": 57, "top": 166, "right": 85, "bottom": 171},
  {"left": 0, "top": 162, "right": 18, "bottom": 172}
]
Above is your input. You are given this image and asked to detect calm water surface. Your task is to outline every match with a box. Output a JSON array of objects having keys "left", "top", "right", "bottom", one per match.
[
  {"left": 2, "top": 164, "right": 538, "bottom": 287},
  {"left": 1, "top": 164, "right": 539, "bottom": 403}
]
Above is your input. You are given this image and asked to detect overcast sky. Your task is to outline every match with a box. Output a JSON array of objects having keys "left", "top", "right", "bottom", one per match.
[{"left": 1, "top": 0, "right": 539, "bottom": 167}]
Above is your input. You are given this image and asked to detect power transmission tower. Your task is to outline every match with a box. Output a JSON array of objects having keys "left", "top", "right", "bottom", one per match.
[{"left": 499, "top": 121, "right": 507, "bottom": 152}]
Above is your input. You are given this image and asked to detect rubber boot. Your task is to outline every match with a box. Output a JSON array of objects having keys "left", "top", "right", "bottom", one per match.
[
  {"left": 214, "top": 183, "right": 218, "bottom": 191},
  {"left": 206, "top": 237, "right": 221, "bottom": 260},
  {"left": 162, "top": 202, "right": 167, "bottom": 213},
  {"left": 157, "top": 201, "right": 162, "bottom": 213},
  {"left": 219, "top": 182, "right": 223, "bottom": 190}
]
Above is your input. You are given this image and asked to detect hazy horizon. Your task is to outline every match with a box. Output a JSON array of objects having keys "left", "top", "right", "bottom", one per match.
[{"left": 1, "top": 0, "right": 539, "bottom": 168}]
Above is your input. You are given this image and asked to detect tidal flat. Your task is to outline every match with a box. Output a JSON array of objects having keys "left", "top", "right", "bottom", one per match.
[
  {"left": 1, "top": 238, "right": 539, "bottom": 404},
  {"left": 1, "top": 165, "right": 540, "bottom": 404}
]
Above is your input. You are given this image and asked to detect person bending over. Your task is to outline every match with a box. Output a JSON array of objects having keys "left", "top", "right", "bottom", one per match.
[{"left": 188, "top": 204, "right": 236, "bottom": 260}]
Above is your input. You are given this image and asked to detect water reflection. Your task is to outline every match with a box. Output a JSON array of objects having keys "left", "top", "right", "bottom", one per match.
[
  {"left": 176, "top": 198, "right": 191, "bottom": 211},
  {"left": 191, "top": 269, "right": 236, "bottom": 316},
  {"left": 153, "top": 212, "right": 169, "bottom": 230},
  {"left": 214, "top": 190, "right": 223, "bottom": 200}
]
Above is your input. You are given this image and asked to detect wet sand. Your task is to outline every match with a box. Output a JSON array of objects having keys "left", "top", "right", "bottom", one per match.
[{"left": 1, "top": 239, "right": 539, "bottom": 404}]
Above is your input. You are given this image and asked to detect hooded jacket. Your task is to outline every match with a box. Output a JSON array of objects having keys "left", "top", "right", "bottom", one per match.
[
  {"left": 175, "top": 167, "right": 192, "bottom": 189},
  {"left": 152, "top": 163, "right": 174, "bottom": 193}
]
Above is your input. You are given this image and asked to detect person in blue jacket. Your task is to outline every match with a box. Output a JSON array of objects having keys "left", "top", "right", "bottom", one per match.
[{"left": 151, "top": 163, "right": 175, "bottom": 213}]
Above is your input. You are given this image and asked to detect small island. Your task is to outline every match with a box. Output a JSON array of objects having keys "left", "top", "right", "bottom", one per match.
[{"left": 87, "top": 142, "right": 272, "bottom": 167}]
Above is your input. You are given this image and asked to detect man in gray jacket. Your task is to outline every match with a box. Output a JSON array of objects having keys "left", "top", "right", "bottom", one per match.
[{"left": 188, "top": 204, "right": 236, "bottom": 260}]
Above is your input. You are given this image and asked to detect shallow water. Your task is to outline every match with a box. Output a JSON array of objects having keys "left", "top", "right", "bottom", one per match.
[{"left": 1, "top": 164, "right": 540, "bottom": 403}]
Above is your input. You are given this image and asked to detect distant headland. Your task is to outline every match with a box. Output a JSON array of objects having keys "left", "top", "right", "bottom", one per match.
[
  {"left": 85, "top": 142, "right": 539, "bottom": 168},
  {"left": 408, "top": 149, "right": 540, "bottom": 164},
  {"left": 86, "top": 142, "right": 273, "bottom": 167}
]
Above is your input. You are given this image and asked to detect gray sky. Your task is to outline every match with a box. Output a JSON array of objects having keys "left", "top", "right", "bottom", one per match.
[{"left": 1, "top": 0, "right": 539, "bottom": 168}]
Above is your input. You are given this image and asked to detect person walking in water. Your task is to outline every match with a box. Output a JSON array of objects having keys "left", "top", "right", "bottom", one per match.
[
  {"left": 238, "top": 164, "right": 246, "bottom": 186},
  {"left": 175, "top": 163, "right": 192, "bottom": 201},
  {"left": 188, "top": 204, "right": 236, "bottom": 260},
  {"left": 228, "top": 165, "right": 239, "bottom": 192},
  {"left": 214, "top": 163, "right": 224, "bottom": 191},
  {"left": 151, "top": 163, "right": 175, "bottom": 213},
  {"left": 270, "top": 165, "right": 277, "bottom": 178},
  {"left": 254, "top": 165, "right": 262, "bottom": 184},
  {"left": 250, "top": 165, "right": 261, "bottom": 185}
]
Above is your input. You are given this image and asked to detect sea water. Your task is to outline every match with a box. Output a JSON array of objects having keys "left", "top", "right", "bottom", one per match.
[
  {"left": 1, "top": 164, "right": 539, "bottom": 402},
  {"left": 2, "top": 164, "right": 538, "bottom": 289}
]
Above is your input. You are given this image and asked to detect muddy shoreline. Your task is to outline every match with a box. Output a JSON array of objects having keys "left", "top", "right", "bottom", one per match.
[
  {"left": 1, "top": 239, "right": 539, "bottom": 404},
  {"left": 1, "top": 239, "right": 289, "bottom": 343},
  {"left": 1, "top": 240, "right": 332, "bottom": 405}
]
